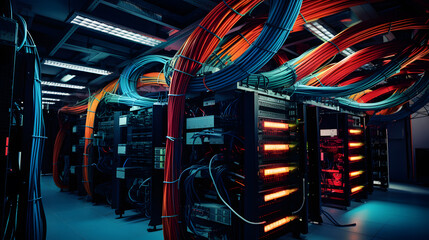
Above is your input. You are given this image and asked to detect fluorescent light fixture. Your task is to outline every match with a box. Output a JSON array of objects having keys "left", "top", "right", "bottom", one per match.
[
  {"left": 42, "top": 90, "right": 71, "bottom": 96},
  {"left": 43, "top": 59, "right": 112, "bottom": 75},
  {"left": 42, "top": 98, "right": 61, "bottom": 102},
  {"left": 61, "top": 74, "right": 76, "bottom": 82},
  {"left": 304, "top": 21, "right": 355, "bottom": 57},
  {"left": 42, "top": 101, "right": 56, "bottom": 105},
  {"left": 41, "top": 81, "right": 85, "bottom": 90},
  {"left": 69, "top": 14, "right": 165, "bottom": 47}
]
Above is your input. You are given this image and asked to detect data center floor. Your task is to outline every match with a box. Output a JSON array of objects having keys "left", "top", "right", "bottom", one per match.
[{"left": 42, "top": 176, "right": 429, "bottom": 240}]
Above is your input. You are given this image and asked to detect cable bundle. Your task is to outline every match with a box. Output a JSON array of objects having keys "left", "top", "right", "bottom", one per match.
[
  {"left": 183, "top": 0, "right": 303, "bottom": 92},
  {"left": 52, "top": 102, "right": 88, "bottom": 190},
  {"left": 25, "top": 30, "right": 47, "bottom": 240},
  {"left": 163, "top": 0, "right": 266, "bottom": 238},
  {"left": 337, "top": 71, "right": 429, "bottom": 111},
  {"left": 119, "top": 55, "right": 170, "bottom": 100},
  {"left": 291, "top": 32, "right": 429, "bottom": 97},
  {"left": 305, "top": 41, "right": 408, "bottom": 86},
  {"left": 203, "top": 0, "right": 376, "bottom": 73},
  {"left": 370, "top": 85, "right": 429, "bottom": 123},
  {"left": 82, "top": 80, "right": 119, "bottom": 197},
  {"left": 293, "top": 17, "right": 429, "bottom": 79}
]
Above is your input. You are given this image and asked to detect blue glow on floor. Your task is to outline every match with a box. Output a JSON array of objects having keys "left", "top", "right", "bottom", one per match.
[{"left": 42, "top": 176, "right": 429, "bottom": 240}]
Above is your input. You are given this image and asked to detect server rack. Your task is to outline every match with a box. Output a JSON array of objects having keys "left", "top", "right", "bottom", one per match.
[
  {"left": 319, "top": 109, "right": 368, "bottom": 207},
  {"left": 368, "top": 125, "right": 389, "bottom": 190},
  {"left": 181, "top": 87, "right": 307, "bottom": 240},
  {"left": 108, "top": 105, "right": 166, "bottom": 230},
  {"left": 69, "top": 118, "right": 86, "bottom": 194}
]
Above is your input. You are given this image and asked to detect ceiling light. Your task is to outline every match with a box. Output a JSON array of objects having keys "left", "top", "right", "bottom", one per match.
[
  {"left": 42, "top": 102, "right": 56, "bottom": 105},
  {"left": 42, "top": 90, "right": 71, "bottom": 96},
  {"left": 43, "top": 59, "right": 112, "bottom": 75},
  {"left": 42, "top": 98, "right": 61, "bottom": 102},
  {"left": 304, "top": 21, "right": 355, "bottom": 57},
  {"left": 61, "top": 74, "right": 76, "bottom": 82},
  {"left": 41, "top": 81, "right": 85, "bottom": 90},
  {"left": 69, "top": 14, "right": 165, "bottom": 47}
]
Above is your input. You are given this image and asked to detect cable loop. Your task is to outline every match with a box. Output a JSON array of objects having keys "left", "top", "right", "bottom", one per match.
[
  {"left": 203, "top": 77, "right": 213, "bottom": 92},
  {"left": 166, "top": 136, "right": 182, "bottom": 141}
]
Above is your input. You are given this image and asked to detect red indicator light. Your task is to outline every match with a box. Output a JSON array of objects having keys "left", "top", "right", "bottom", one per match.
[
  {"left": 263, "top": 121, "right": 288, "bottom": 130},
  {"left": 349, "top": 142, "right": 363, "bottom": 148},
  {"left": 350, "top": 170, "right": 364, "bottom": 177},
  {"left": 349, "top": 155, "right": 364, "bottom": 161},
  {"left": 264, "top": 188, "right": 298, "bottom": 202},
  {"left": 264, "top": 216, "right": 297, "bottom": 232},
  {"left": 351, "top": 185, "right": 364, "bottom": 193},
  {"left": 264, "top": 144, "right": 289, "bottom": 151},
  {"left": 349, "top": 129, "right": 362, "bottom": 135},
  {"left": 263, "top": 166, "right": 295, "bottom": 176}
]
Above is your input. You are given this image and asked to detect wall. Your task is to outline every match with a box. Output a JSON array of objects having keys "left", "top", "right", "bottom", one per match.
[
  {"left": 411, "top": 111, "right": 429, "bottom": 184},
  {"left": 387, "top": 117, "right": 412, "bottom": 183}
]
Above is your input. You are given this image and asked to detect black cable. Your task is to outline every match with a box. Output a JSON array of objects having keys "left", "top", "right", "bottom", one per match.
[{"left": 321, "top": 208, "right": 356, "bottom": 227}]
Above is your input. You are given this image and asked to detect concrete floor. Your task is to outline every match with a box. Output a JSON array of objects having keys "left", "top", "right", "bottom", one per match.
[{"left": 42, "top": 176, "right": 429, "bottom": 240}]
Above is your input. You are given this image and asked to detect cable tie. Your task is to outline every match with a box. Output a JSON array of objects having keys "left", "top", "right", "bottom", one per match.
[
  {"left": 85, "top": 125, "right": 94, "bottom": 129},
  {"left": 83, "top": 154, "right": 89, "bottom": 156},
  {"left": 34, "top": 78, "right": 41, "bottom": 83},
  {"left": 252, "top": 44, "right": 277, "bottom": 54},
  {"left": 83, "top": 137, "right": 93, "bottom": 140},
  {"left": 386, "top": 22, "right": 392, "bottom": 35},
  {"left": 93, "top": 97, "right": 101, "bottom": 102},
  {"left": 222, "top": 0, "right": 245, "bottom": 16},
  {"left": 172, "top": 68, "right": 195, "bottom": 78},
  {"left": 264, "top": 22, "right": 292, "bottom": 32},
  {"left": 28, "top": 197, "right": 42, "bottom": 202},
  {"left": 198, "top": 25, "right": 222, "bottom": 41},
  {"left": 315, "top": 76, "right": 325, "bottom": 86},
  {"left": 238, "top": 33, "right": 251, "bottom": 45},
  {"left": 299, "top": 13, "right": 308, "bottom": 24},
  {"left": 81, "top": 165, "right": 90, "bottom": 167},
  {"left": 168, "top": 94, "right": 185, "bottom": 97},
  {"left": 178, "top": 55, "right": 203, "bottom": 65},
  {"left": 81, "top": 181, "right": 89, "bottom": 183},
  {"left": 166, "top": 136, "right": 182, "bottom": 141},
  {"left": 203, "top": 76, "right": 213, "bottom": 92},
  {"left": 327, "top": 40, "right": 341, "bottom": 54},
  {"left": 32, "top": 135, "right": 48, "bottom": 139},
  {"left": 161, "top": 214, "right": 179, "bottom": 219},
  {"left": 87, "top": 110, "right": 96, "bottom": 113}
]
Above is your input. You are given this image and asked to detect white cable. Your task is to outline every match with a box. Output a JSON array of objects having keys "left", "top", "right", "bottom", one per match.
[
  {"left": 209, "top": 154, "right": 266, "bottom": 225},
  {"left": 292, "top": 177, "right": 306, "bottom": 214}
]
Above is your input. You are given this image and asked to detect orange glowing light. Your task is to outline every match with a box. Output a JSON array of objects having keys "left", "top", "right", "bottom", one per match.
[
  {"left": 264, "top": 144, "right": 289, "bottom": 151},
  {"left": 349, "top": 155, "right": 364, "bottom": 161},
  {"left": 263, "top": 166, "right": 295, "bottom": 176},
  {"left": 350, "top": 170, "right": 364, "bottom": 177},
  {"left": 263, "top": 121, "right": 289, "bottom": 130},
  {"left": 349, "top": 129, "right": 363, "bottom": 135},
  {"left": 351, "top": 185, "right": 364, "bottom": 193},
  {"left": 349, "top": 142, "right": 363, "bottom": 148},
  {"left": 264, "top": 188, "right": 298, "bottom": 202},
  {"left": 264, "top": 216, "right": 297, "bottom": 232}
]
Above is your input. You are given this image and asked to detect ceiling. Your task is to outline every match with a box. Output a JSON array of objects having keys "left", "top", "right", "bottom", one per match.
[{"left": 11, "top": 0, "right": 428, "bottom": 107}]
